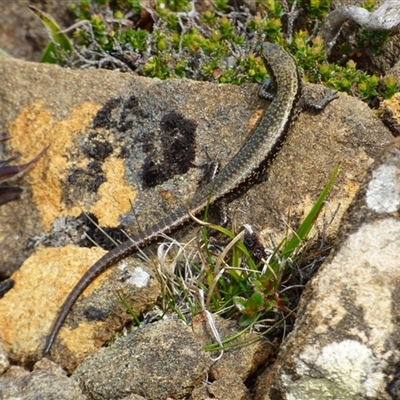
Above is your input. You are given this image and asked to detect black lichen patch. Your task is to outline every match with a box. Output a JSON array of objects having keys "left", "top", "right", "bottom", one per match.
[
  {"left": 141, "top": 111, "right": 197, "bottom": 188},
  {"left": 160, "top": 112, "right": 197, "bottom": 173},
  {"left": 77, "top": 212, "right": 128, "bottom": 251},
  {"left": 82, "top": 139, "right": 113, "bottom": 162},
  {"left": 62, "top": 135, "right": 111, "bottom": 205},
  {"left": 84, "top": 306, "right": 108, "bottom": 321},
  {"left": 92, "top": 94, "right": 147, "bottom": 133},
  {"left": 92, "top": 106, "right": 111, "bottom": 129},
  {"left": 120, "top": 95, "right": 139, "bottom": 121},
  {"left": 118, "top": 145, "right": 130, "bottom": 159},
  {"left": 66, "top": 160, "right": 105, "bottom": 195},
  {"left": 92, "top": 97, "right": 121, "bottom": 129},
  {"left": 118, "top": 94, "right": 148, "bottom": 132},
  {"left": 72, "top": 96, "right": 197, "bottom": 206}
]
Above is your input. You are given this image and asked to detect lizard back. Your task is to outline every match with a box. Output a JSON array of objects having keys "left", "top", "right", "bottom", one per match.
[{"left": 43, "top": 42, "right": 302, "bottom": 355}]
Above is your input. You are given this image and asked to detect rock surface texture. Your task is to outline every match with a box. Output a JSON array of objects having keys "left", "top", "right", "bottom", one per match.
[
  {"left": 72, "top": 319, "right": 211, "bottom": 400},
  {"left": 256, "top": 139, "right": 400, "bottom": 399},
  {"left": 0, "top": 46, "right": 397, "bottom": 398}
]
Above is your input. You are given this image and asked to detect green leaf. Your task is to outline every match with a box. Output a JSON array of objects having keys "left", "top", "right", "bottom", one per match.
[
  {"left": 233, "top": 296, "right": 248, "bottom": 313},
  {"left": 28, "top": 6, "right": 73, "bottom": 63},
  {"left": 251, "top": 291, "right": 264, "bottom": 307}
]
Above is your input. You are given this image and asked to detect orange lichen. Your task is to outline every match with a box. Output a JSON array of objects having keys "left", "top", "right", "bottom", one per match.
[
  {"left": 0, "top": 245, "right": 107, "bottom": 355},
  {"left": 10, "top": 101, "right": 102, "bottom": 229},
  {"left": 90, "top": 157, "right": 137, "bottom": 227}
]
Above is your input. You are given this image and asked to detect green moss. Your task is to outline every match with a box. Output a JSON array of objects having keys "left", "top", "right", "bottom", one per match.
[{"left": 357, "top": 29, "right": 390, "bottom": 56}]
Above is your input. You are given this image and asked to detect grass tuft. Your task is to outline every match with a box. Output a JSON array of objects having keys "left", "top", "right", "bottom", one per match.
[{"left": 114, "top": 165, "right": 340, "bottom": 349}]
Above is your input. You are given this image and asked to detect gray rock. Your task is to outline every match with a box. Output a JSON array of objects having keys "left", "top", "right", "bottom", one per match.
[
  {"left": 192, "top": 373, "right": 252, "bottom": 400},
  {"left": 256, "top": 138, "right": 400, "bottom": 400},
  {"left": 0, "top": 358, "right": 87, "bottom": 399},
  {"left": 192, "top": 313, "right": 275, "bottom": 381},
  {"left": 72, "top": 319, "right": 212, "bottom": 400}
]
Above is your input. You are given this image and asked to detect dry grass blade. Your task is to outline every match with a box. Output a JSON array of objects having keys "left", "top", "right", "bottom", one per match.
[
  {"left": 0, "top": 146, "right": 49, "bottom": 184},
  {"left": 0, "top": 145, "right": 49, "bottom": 205}
]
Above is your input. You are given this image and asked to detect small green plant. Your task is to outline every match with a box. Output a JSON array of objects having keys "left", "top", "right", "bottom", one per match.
[
  {"left": 323, "top": 60, "right": 380, "bottom": 101},
  {"left": 289, "top": 32, "right": 382, "bottom": 101},
  {"left": 357, "top": 29, "right": 390, "bottom": 56},
  {"left": 263, "top": 0, "right": 283, "bottom": 19},
  {"left": 383, "top": 76, "right": 399, "bottom": 99},
  {"left": 232, "top": 164, "right": 340, "bottom": 328},
  {"left": 28, "top": 6, "right": 73, "bottom": 63},
  {"left": 213, "top": 0, "right": 229, "bottom": 13},
  {"left": 307, "top": 0, "right": 331, "bottom": 20},
  {"left": 291, "top": 33, "right": 327, "bottom": 81},
  {"left": 128, "top": 165, "right": 340, "bottom": 349},
  {"left": 29, "top": 0, "right": 399, "bottom": 102},
  {"left": 362, "top": 0, "right": 376, "bottom": 12}
]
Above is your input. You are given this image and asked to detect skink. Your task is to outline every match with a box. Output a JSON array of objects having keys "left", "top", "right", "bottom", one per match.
[{"left": 44, "top": 42, "right": 303, "bottom": 354}]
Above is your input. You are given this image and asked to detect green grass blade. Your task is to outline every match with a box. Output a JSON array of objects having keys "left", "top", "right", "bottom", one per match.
[
  {"left": 0, "top": 48, "right": 12, "bottom": 58},
  {"left": 117, "top": 291, "right": 141, "bottom": 326},
  {"left": 28, "top": 6, "right": 73, "bottom": 63},
  {"left": 269, "top": 164, "right": 340, "bottom": 271}
]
